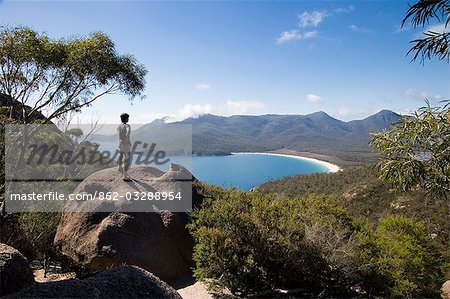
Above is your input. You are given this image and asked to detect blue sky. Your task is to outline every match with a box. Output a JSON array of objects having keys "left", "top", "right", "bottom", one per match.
[{"left": 1, "top": 0, "right": 449, "bottom": 123}]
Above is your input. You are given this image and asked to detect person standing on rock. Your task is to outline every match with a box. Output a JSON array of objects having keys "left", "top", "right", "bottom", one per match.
[{"left": 118, "top": 113, "right": 131, "bottom": 180}]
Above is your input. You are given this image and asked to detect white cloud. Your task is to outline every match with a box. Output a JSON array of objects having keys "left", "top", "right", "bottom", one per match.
[
  {"left": 177, "top": 103, "right": 213, "bottom": 120},
  {"left": 399, "top": 108, "right": 416, "bottom": 116},
  {"left": 297, "top": 6, "right": 353, "bottom": 28},
  {"left": 427, "top": 23, "right": 447, "bottom": 34},
  {"left": 335, "top": 107, "right": 384, "bottom": 121},
  {"left": 303, "top": 31, "right": 318, "bottom": 39},
  {"left": 166, "top": 100, "right": 267, "bottom": 121},
  {"left": 305, "top": 94, "right": 323, "bottom": 103},
  {"left": 404, "top": 88, "right": 444, "bottom": 101},
  {"left": 81, "top": 100, "right": 268, "bottom": 125},
  {"left": 276, "top": 30, "right": 302, "bottom": 44},
  {"left": 334, "top": 5, "right": 354, "bottom": 14},
  {"left": 131, "top": 112, "right": 172, "bottom": 124},
  {"left": 338, "top": 107, "right": 350, "bottom": 117},
  {"left": 278, "top": 6, "right": 354, "bottom": 45},
  {"left": 416, "top": 23, "right": 448, "bottom": 38},
  {"left": 225, "top": 100, "right": 266, "bottom": 115},
  {"left": 73, "top": 111, "right": 173, "bottom": 125},
  {"left": 195, "top": 83, "right": 210, "bottom": 90},
  {"left": 349, "top": 24, "right": 372, "bottom": 33},
  {"left": 298, "top": 11, "right": 327, "bottom": 27},
  {"left": 405, "top": 88, "right": 417, "bottom": 99},
  {"left": 349, "top": 25, "right": 358, "bottom": 31},
  {"left": 405, "top": 88, "right": 427, "bottom": 100},
  {"left": 276, "top": 30, "right": 317, "bottom": 44}
]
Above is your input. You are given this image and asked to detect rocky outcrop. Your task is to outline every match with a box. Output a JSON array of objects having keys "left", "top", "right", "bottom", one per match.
[
  {"left": 0, "top": 243, "right": 34, "bottom": 296},
  {"left": 54, "top": 165, "right": 201, "bottom": 280},
  {"left": 442, "top": 280, "right": 450, "bottom": 299},
  {"left": 6, "top": 265, "right": 182, "bottom": 298}
]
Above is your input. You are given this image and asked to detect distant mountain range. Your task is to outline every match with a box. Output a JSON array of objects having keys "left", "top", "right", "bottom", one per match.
[
  {"left": 180, "top": 110, "right": 400, "bottom": 158},
  {"left": 93, "top": 110, "right": 401, "bottom": 162}
]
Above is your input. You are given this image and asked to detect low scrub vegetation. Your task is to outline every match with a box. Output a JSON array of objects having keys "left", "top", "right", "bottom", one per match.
[{"left": 190, "top": 168, "right": 449, "bottom": 298}]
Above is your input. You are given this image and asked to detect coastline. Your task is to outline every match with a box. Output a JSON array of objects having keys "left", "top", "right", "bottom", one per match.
[{"left": 231, "top": 152, "right": 342, "bottom": 173}]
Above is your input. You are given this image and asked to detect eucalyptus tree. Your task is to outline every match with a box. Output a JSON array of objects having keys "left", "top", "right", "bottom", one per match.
[
  {"left": 0, "top": 26, "right": 148, "bottom": 213},
  {"left": 0, "top": 26, "right": 147, "bottom": 123},
  {"left": 403, "top": 0, "right": 449, "bottom": 62},
  {"left": 371, "top": 102, "right": 449, "bottom": 197},
  {"left": 371, "top": 0, "right": 449, "bottom": 197}
]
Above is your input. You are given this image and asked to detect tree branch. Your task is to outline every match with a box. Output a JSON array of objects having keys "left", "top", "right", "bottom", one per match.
[{"left": 48, "top": 84, "right": 118, "bottom": 121}]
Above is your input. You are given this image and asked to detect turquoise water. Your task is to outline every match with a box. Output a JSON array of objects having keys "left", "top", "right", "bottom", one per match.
[
  {"left": 191, "top": 154, "right": 329, "bottom": 190},
  {"left": 96, "top": 143, "right": 329, "bottom": 190},
  {"left": 133, "top": 153, "right": 329, "bottom": 191}
]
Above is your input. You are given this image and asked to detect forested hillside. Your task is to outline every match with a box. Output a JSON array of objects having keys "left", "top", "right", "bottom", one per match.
[
  {"left": 190, "top": 166, "right": 449, "bottom": 297},
  {"left": 182, "top": 110, "right": 400, "bottom": 158},
  {"left": 259, "top": 166, "right": 449, "bottom": 237}
]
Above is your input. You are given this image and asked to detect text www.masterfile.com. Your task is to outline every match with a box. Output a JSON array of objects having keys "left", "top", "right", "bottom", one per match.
[{"left": 9, "top": 191, "right": 183, "bottom": 201}]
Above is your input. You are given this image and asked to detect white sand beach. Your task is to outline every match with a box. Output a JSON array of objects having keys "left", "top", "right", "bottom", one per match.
[{"left": 231, "top": 152, "right": 342, "bottom": 173}]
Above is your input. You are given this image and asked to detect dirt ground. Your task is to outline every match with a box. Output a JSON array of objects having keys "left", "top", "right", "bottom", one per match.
[{"left": 33, "top": 269, "right": 76, "bottom": 283}]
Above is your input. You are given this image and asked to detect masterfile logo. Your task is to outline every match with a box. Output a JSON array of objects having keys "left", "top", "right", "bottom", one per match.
[{"left": 4, "top": 124, "right": 193, "bottom": 213}]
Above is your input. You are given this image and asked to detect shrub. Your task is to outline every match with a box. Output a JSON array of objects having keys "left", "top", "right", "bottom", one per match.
[
  {"left": 189, "top": 188, "right": 363, "bottom": 296},
  {"left": 190, "top": 186, "right": 446, "bottom": 297},
  {"left": 356, "top": 215, "right": 444, "bottom": 298},
  {"left": 18, "top": 212, "right": 61, "bottom": 259}
]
